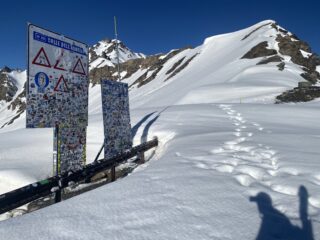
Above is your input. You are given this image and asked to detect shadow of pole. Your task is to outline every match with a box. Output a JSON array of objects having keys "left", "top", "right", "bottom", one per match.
[
  {"left": 250, "top": 185, "right": 314, "bottom": 240},
  {"left": 299, "top": 186, "right": 314, "bottom": 240},
  {"left": 131, "top": 111, "right": 156, "bottom": 140},
  {"left": 141, "top": 115, "right": 160, "bottom": 143}
]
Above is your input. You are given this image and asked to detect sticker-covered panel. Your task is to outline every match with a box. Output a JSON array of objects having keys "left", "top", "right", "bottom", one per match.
[
  {"left": 53, "top": 126, "right": 86, "bottom": 174},
  {"left": 101, "top": 80, "right": 132, "bottom": 159},
  {"left": 27, "top": 24, "right": 89, "bottom": 128}
]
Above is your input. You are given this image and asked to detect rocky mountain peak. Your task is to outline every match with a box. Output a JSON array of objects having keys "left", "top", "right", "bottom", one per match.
[
  {"left": 0, "top": 68, "right": 18, "bottom": 102},
  {"left": 242, "top": 21, "right": 320, "bottom": 83},
  {"left": 89, "top": 38, "right": 145, "bottom": 70}
]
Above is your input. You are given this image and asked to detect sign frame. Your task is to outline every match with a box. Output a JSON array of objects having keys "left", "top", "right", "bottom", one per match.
[
  {"left": 27, "top": 23, "right": 89, "bottom": 176},
  {"left": 27, "top": 23, "right": 89, "bottom": 128}
]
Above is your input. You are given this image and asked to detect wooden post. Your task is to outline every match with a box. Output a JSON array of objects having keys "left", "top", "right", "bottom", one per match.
[
  {"left": 55, "top": 188, "right": 61, "bottom": 202},
  {"left": 111, "top": 165, "right": 116, "bottom": 182},
  {"left": 137, "top": 151, "right": 145, "bottom": 164}
]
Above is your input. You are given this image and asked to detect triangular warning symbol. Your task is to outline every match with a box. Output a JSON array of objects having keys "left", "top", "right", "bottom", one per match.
[
  {"left": 54, "top": 75, "right": 69, "bottom": 92},
  {"left": 72, "top": 58, "right": 86, "bottom": 75},
  {"left": 32, "top": 47, "right": 51, "bottom": 68}
]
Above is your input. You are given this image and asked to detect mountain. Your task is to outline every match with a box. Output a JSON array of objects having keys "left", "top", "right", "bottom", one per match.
[
  {"left": 1, "top": 21, "right": 320, "bottom": 237},
  {"left": 89, "top": 39, "right": 145, "bottom": 70},
  {"left": 0, "top": 68, "right": 26, "bottom": 129},
  {"left": 1, "top": 20, "right": 320, "bottom": 129},
  {"left": 0, "top": 21, "right": 320, "bottom": 240},
  {"left": 92, "top": 20, "right": 320, "bottom": 107}
]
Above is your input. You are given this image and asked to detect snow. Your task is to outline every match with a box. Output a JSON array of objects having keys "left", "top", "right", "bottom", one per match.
[
  {"left": 126, "top": 21, "right": 302, "bottom": 108},
  {"left": 93, "top": 40, "right": 145, "bottom": 65},
  {"left": 300, "top": 49, "right": 312, "bottom": 58},
  {"left": 158, "top": 49, "right": 179, "bottom": 60},
  {"left": 1, "top": 103, "right": 320, "bottom": 239},
  {"left": 7, "top": 70, "right": 26, "bottom": 90},
  {"left": 89, "top": 57, "right": 114, "bottom": 70},
  {"left": 120, "top": 70, "right": 127, "bottom": 78},
  {"left": 0, "top": 20, "right": 320, "bottom": 239}
]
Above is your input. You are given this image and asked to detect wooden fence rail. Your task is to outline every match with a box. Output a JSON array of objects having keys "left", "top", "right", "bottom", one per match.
[{"left": 0, "top": 137, "right": 158, "bottom": 215}]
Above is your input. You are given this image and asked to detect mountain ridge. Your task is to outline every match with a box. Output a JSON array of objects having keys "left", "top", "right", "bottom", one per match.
[{"left": 0, "top": 20, "right": 320, "bottom": 129}]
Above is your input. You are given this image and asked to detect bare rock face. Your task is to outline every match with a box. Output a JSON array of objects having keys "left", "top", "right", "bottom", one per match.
[
  {"left": 240, "top": 22, "right": 320, "bottom": 102},
  {"left": 257, "top": 55, "right": 284, "bottom": 65},
  {"left": 1, "top": 84, "right": 26, "bottom": 128},
  {"left": 241, "top": 42, "right": 277, "bottom": 59},
  {"left": 276, "top": 34, "right": 320, "bottom": 83},
  {"left": 89, "top": 46, "right": 195, "bottom": 88},
  {"left": 0, "top": 68, "right": 26, "bottom": 128},
  {"left": 276, "top": 86, "right": 320, "bottom": 103},
  {"left": 165, "top": 54, "right": 198, "bottom": 81},
  {"left": 0, "top": 68, "right": 18, "bottom": 102}
]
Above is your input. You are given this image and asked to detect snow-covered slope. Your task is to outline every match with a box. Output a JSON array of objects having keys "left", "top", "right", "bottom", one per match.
[
  {"left": 0, "top": 20, "right": 320, "bottom": 239},
  {"left": 1, "top": 103, "right": 320, "bottom": 239},
  {"left": 123, "top": 20, "right": 316, "bottom": 107}
]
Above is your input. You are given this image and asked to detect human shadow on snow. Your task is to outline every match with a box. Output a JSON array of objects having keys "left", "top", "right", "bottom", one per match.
[{"left": 250, "top": 185, "right": 314, "bottom": 240}]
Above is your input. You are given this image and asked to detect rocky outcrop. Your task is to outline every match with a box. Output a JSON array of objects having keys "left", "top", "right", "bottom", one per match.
[
  {"left": 90, "top": 39, "right": 145, "bottom": 67},
  {"left": 0, "top": 68, "right": 18, "bottom": 102},
  {"left": 240, "top": 22, "right": 320, "bottom": 103},
  {"left": 89, "top": 46, "right": 194, "bottom": 88},
  {"left": 257, "top": 55, "right": 284, "bottom": 65},
  {"left": 241, "top": 42, "right": 277, "bottom": 59},
  {"left": 276, "top": 34, "right": 320, "bottom": 84},
  {"left": 276, "top": 86, "right": 320, "bottom": 103},
  {"left": 165, "top": 54, "right": 198, "bottom": 81}
]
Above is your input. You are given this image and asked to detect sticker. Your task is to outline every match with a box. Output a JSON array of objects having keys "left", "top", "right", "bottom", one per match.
[
  {"left": 32, "top": 47, "right": 51, "bottom": 68},
  {"left": 34, "top": 72, "right": 49, "bottom": 93}
]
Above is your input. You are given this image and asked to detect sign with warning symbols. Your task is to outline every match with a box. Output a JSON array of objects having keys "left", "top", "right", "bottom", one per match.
[{"left": 26, "top": 24, "right": 89, "bottom": 128}]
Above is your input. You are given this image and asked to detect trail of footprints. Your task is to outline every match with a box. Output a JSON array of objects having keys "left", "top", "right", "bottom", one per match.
[
  {"left": 211, "top": 104, "right": 280, "bottom": 188},
  {"left": 176, "top": 104, "right": 320, "bottom": 210}
]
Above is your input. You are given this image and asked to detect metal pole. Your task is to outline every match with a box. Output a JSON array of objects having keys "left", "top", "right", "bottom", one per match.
[
  {"left": 94, "top": 140, "right": 105, "bottom": 162},
  {"left": 55, "top": 125, "right": 61, "bottom": 203},
  {"left": 114, "top": 16, "right": 121, "bottom": 81}
]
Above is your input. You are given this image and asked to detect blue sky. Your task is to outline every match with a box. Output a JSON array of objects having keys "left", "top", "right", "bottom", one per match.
[{"left": 1, "top": 0, "right": 319, "bottom": 69}]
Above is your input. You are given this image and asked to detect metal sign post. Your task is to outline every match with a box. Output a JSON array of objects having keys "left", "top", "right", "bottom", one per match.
[{"left": 114, "top": 16, "right": 121, "bottom": 81}]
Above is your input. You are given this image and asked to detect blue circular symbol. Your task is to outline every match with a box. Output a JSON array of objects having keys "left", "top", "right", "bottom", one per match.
[{"left": 35, "top": 72, "right": 49, "bottom": 93}]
